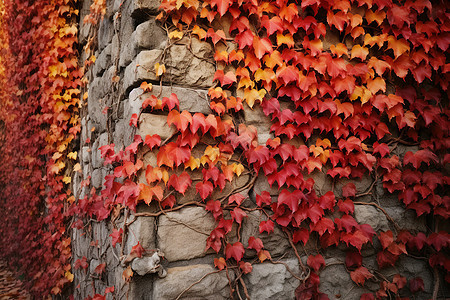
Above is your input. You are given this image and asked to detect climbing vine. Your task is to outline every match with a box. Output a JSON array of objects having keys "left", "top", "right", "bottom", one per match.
[
  {"left": 0, "top": 0, "right": 80, "bottom": 296},
  {"left": 0, "top": 0, "right": 449, "bottom": 298},
  {"left": 86, "top": 0, "right": 449, "bottom": 298}
]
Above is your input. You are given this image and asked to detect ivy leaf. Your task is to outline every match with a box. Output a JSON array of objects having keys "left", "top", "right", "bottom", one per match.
[
  {"left": 196, "top": 181, "right": 214, "bottom": 200},
  {"left": 337, "top": 199, "right": 354, "bottom": 214},
  {"left": 129, "top": 113, "right": 138, "bottom": 127},
  {"left": 259, "top": 220, "right": 275, "bottom": 234},
  {"left": 239, "top": 261, "right": 253, "bottom": 274},
  {"left": 130, "top": 241, "right": 145, "bottom": 258},
  {"left": 231, "top": 207, "right": 247, "bottom": 224},
  {"left": 345, "top": 251, "right": 362, "bottom": 268},
  {"left": 211, "top": 0, "right": 230, "bottom": 17},
  {"left": 293, "top": 228, "right": 309, "bottom": 245},
  {"left": 256, "top": 191, "right": 272, "bottom": 207},
  {"left": 228, "top": 193, "right": 246, "bottom": 206},
  {"left": 342, "top": 183, "right": 356, "bottom": 198},
  {"left": 350, "top": 266, "right": 373, "bottom": 285},
  {"left": 225, "top": 242, "right": 245, "bottom": 261},
  {"left": 144, "top": 134, "right": 161, "bottom": 149},
  {"left": 253, "top": 36, "right": 273, "bottom": 59},
  {"left": 307, "top": 254, "right": 325, "bottom": 272},
  {"left": 214, "top": 257, "right": 227, "bottom": 270},
  {"left": 248, "top": 236, "right": 264, "bottom": 252},
  {"left": 409, "top": 277, "right": 425, "bottom": 293},
  {"left": 167, "top": 172, "right": 192, "bottom": 195},
  {"left": 257, "top": 249, "right": 271, "bottom": 262}
]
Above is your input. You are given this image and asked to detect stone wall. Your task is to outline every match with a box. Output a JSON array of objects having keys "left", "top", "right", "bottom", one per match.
[{"left": 72, "top": 1, "right": 439, "bottom": 299}]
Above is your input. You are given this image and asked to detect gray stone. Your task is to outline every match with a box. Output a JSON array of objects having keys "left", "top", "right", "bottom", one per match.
[
  {"left": 123, "top": 39, "right": 215, "bottom": 90},
  {"left": 136, "top": 19, "right": 167, "bottom": 50},
  {"left": 130, "top": 0, "right": 161, "bottom": 16},
  {"left": 119, "top": 31, "right": 138, "bottom": 68},
  {"left": 92, "top": 133, "right": 109, "bottom": 169},
  {"left": 354, "top": 204, "right": 389, "bottom": 232},
  {"left": 91, "top": 168, "right": 103, "bottom": 188},
  {"left": 241, "top": 210, "right": 290, "bottom": 258},
  {"left": 157, "top": 207, "right": 216, "bottom": 261},
  {"left": 123, "top": 50, "right": 163, "bottom": 90},
  {"left": 138, "top": 113, "right": 176, "bottom": 141},
  {"left": 82, "top": 146, "right": 90, "bottom": 164},
  {"left": 98, "top": 16, "right": 114, "bottom": 51},
  {"left": 246, "top": 258, "right": 300, "bottom": 299},
  {"left": 164, "top": 39, "right": 215, "bottom": 88},
  {"left": 320, "top": 263, "right": 367, "bottom": 300},
  {"left": 131, "top": 85, "right": 211, "bottom": 114},
  {"left": 384, "top": 206, "right": 426, "bottom": 231},
  {"left": 243, "top": 105, "right": 274, "bottom": 145},
  {"left": 131, "top": 251, "right": 165, "bottom": 276},
  {"left": 93, "top": 44, "right": 112, "bottom": 76},
  {"left": 125, "top": 216, "right": 157, "bottom": 253},
  {"left": 153, "top": 264, "right": 231, "bottom": 299}
]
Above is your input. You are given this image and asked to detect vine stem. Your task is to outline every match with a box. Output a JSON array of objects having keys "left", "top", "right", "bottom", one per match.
[
  {"left": 175, "top": 270, "right": 222, "bottom": 300},
  {"left": 282, "top": 228, "right": 309, "bottom": 280}
]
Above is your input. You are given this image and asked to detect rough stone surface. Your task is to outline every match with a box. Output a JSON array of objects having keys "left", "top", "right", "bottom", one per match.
[
  {"left": 126, "top": 216, "right": 156, "bottom": 252},
  {"left": 135, "top": 19, "right": 167, "bottom": 50},
  {"left": 245, "top": 258, "right": 300, "bottom": 299},
  {"left": 130, "top": 0, "right": 161, "bottom": 16},
  {"left": 354, "top": 204, "right": 389, "bottom": 232},
  {"left": 153, "top": 264, "right": 231, "bottom": 299},
  {"left": 320, "top": 263, "right": 367, "bottom": 300},
  {"left": 138, "top": 113, "right": 176, "bottom": 141},
  {"left": 157, "top": 207, "right": 216, "bottom": 261},
  {"left": 123, "top": 50, "right": 163, "bottom": 90},
  {"left": 241, "top": 210, "right": 290, "bottom": 258},
  {"left": 92, "top": 133, "right": 109, "bottom": 169}
]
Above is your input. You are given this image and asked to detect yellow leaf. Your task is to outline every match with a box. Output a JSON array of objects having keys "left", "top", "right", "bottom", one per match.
[
  {"left": 231, "top": 163, "right": 244, "bottom": 176},
  {"left": 67, "top": 151, "right": 77, "bottom": 160},
  {"left": 63, "top": 176, "right": 71, "bottom": 184},
  {"left": 192, "top": 25, "right": 206, "bottom": 39},
  {"left": 73, "top": 163, "right": 81, "bottom": 172},
  {"left": 154, "top": 63, "right": 166, "bottom": 77},
  {"left": 184, "top": 156, "right": 200, "bottom": 170},
  {"left": 204, "top": 146, "right": 220, "bottom": 162},
  {"left": 168, "top": 30, "right": 183, "bottom": 40},
  {"left": 65, "top": 271, "right": 74, "bottom": 282}
]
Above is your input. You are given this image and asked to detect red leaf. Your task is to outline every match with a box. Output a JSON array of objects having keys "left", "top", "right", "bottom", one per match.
[
  {"left": 110, "top": 228, "right": 123, "bottom": 247},
  {"left": 161, "top": 93, "right": 179, "bottom": 110},
  {"left": 278, "top": 189, "right": 304, "bottom": 212},
  {"left": 231, "top": 207, "right": 247, "bottom": 224},
  {"left": 319, "top": 191, "right": 336, "bottom": 211},
  {"left": 248, "top": 236, "right": 264, "bottom": 252},
  {"left": 379, "top": 231, "right": 394, "bottom": 249},
  {"left": 256, "top": 191, "right": 272, "bottom": 207},
  {"left": 312, "top": 217, "right": 335, "bottom": 236},
  {"left": 404, "top": 150, "right": 438, "bottom": 169},
  {"left": 196, "top": 181, "right": 214, "bottom": 200},
  {"left": 228, "top": 193, "right": 246, "bottom": 206},
  {"left": 342, "top": 183, "right": 356, "bottom": 198},
  {"left": 214, "top": 257, "right": 227, "bottom": 270},
  {"left": 105, "top": 286, "right": 115, "bottom": 294},
  {"left": 167, "top": 110, "right": 192, "bottom": 132},
  {"left": 345, "top": 251, "right": 362, "bottom": 268},
  {"left": 293, "top": 228, "right": 310, "bottom": 245},
  {"left": 167, "top": 172, "right": 192, "bottom": 195},
  {"left": 373, "top": 142, "right": 390, "bottom": 157},
  {"left": 129, "top": 113, "right": 138, "bottom": 127},
  {"left": 253, "top": 37, "right": 273, "bottom": 59},
  {"left": 409, "top": 277, "right": 425, "bottom": 293},
  {"left": 74, "top": 256, "right": 89, "bottom": 270},
  {"left": 239, "top": 261, "right": 253, "bottom": 274},
  {"left": 259, "top": 220, "right": 275, "bottom": 234},
  {"left": 210, "top": 0, "right": 230, "bottom": 16},
  {"left": 350, "top": 266, "right": 373, "bottom": 285},
  {"left": 225, "top": 242, "right": 245, "bottom": 261},
  {"left": 131, "top": 242, "right": 145, "bottom": 258},
  {"left": 94, "top": 263, "right": 106, "bottom": 275},
  {"left": 161, "top": 194, "right": 176, "bottom": 209},
  {"left": 307, "top": 254, "right": 325, "bottom": 272},
  {"left": 338, "top": 199, "right": 354, "bottom": 214},
  {"left": 144, "top": 134, "right": 161, "bottom": 149}
]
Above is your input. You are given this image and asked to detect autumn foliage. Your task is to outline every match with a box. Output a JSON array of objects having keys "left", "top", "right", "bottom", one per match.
[{"left": 0, "top": 0, "right": 449, "bottom": 298}]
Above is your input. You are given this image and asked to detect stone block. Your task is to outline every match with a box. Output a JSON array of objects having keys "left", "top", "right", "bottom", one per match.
[
  {"left": 123, "top": 39, "right": 215, "bottom": 90},
  {"left": 241, "top": 210, "right": 290, "bottom": 258},
  {"left": 138, "top": 113, "right": 176, "bottom": 141},
  {"left": 153, "top": 264, "right": 231, "bottom": 299},
  {"left": 130, "top": 0, "right": 161, "bottom": 17},
  {"left": 125, "top": 216, "right": 156, "bottom": 252},
  {"left": 135, "top": 19, "right": 167, "bottom": 50},
  {"left": 92, "top": 133, "right": 109, "bottom": 169},
  {"left": 354, "top": 204, "right": 389, "bottom": 232},
  {"left": 245, "top": 258, "right": 299, "bottom": 299},
  {"left": 123, "top": 50, "right": 163, "bottom": 90},
  {"left": 93, "top": 44, "right": 112, "bottom": 76},
  {"left": 98, "top": 16, "right": 114, "bottom": 51},
  {"left": 243, "top": 105, "right": 274, "bottom": 145},
  {"left": 119, "top": 31, "right": 138, "bottom": 68},
  {"left": 165, "top": 39, "right": 215, "bottom": 88},
  {"left": 320, "top": 263, "right": 367, "bottom": 300},
  {"left": 157, "top": 207, "right": 216, "bottom": 261},
  {"left": 130, "top": 85, "right": 211, "bottom": 114},
  {"left": 91, "top": 168, "right": 103, "bottom": 188}
]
